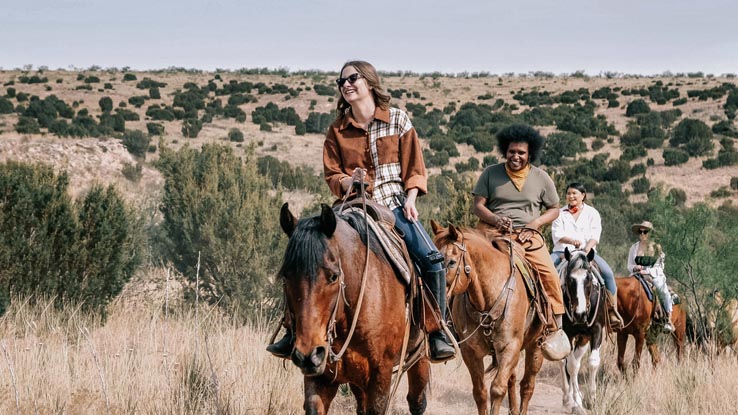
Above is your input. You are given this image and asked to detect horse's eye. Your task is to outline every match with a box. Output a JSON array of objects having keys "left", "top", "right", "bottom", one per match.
[
  {"left": 447, "top": 260, "right": 457, "bottom": 268},
  {"left": 328, "top": 272, "right": 340, "bottom": 283}
]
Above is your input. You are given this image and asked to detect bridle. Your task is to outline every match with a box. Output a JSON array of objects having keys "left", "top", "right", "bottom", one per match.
[{"left": 563, "top": 255, "right": 602, "bottom": 328}]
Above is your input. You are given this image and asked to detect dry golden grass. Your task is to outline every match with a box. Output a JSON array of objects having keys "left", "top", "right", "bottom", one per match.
[{"left": 0, "top": 267, "right": 736, "bottom": 414}]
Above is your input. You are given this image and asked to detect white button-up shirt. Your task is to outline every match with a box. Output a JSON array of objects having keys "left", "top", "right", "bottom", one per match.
[{"left": 551, "top": 203, "right": 602, "bottom": 253}]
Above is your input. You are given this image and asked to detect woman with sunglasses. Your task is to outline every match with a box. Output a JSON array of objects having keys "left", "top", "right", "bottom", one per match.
[
  {"left": 627, "top": 221, "right": 675, "bottom": 332},
  {"left": 267, "top": 60, "right": 455, "bottom": 362},
  {"left": 550, "top": 182, "right": 624, "bottom": 329}
]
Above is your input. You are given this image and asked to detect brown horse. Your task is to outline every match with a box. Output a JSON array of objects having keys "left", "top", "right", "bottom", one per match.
[
  {"left": 279, "top": 203, "right": 430, "bottom": 415},
  {"left": 432, "top": 222, "right": 545, "bottom": 415},
  {"left": 615, "top": 276, "right": 687, "bottom": 373}
]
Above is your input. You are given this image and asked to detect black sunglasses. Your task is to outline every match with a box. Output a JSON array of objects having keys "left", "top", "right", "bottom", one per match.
[
  {"left": 638, "top": 229, "right": 650, "bottom": 235},
  {"left": 335, "top": 73, "right": 363, "bottom": 87}
]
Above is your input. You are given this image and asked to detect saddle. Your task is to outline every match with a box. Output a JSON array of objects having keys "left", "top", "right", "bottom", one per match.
[
  {"left": 632, "top": 273, "right": 680, "bottom": 323},
  {"left": 336, "top": 199, "right": 442, "bottom": 334}
]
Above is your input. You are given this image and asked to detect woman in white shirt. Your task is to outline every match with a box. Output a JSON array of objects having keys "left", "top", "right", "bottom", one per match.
[
  {"left": 627, "top": 220, "right": 675, "bottom": 332},
  {"left": 550, "top": 182, "right": 623, "bottom": 328}
]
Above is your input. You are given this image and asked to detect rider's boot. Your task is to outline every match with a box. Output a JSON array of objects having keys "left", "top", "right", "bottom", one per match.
[
  {"left": 266, "top": 320, "right": 295, "bottom": 359},
  {"left": 663, "top": 311, "right": 675, "bottom": 333},
  {"left": 607, "top": 291, "right": 625, "bottom": 330},
  {"left": 542, "top": 314, "right": 571, "bottom": 361},
  {"left": 424, "top": 269, "right": 456, "bottom": 362}
]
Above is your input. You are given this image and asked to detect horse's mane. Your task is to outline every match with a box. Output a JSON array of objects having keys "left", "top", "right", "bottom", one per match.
[
  {"left": 566, "top": 251, "right": 589, "bottom": 275},
  {"left": 279, "top": 210, "right": 388, "bottom": 282},
  {"left": 434, "top": 226, "right": 489, "bottom": 248}
]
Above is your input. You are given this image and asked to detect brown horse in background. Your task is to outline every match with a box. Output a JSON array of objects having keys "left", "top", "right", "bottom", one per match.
[
  {"left": 279, "top": 203, "right": 430, "bottom": 415},
  {"left": 432, "top": 222, "right": 545, "bottom": 415},
  {"left": 615, "top": 276, "right": 687, "bottom": 373}
]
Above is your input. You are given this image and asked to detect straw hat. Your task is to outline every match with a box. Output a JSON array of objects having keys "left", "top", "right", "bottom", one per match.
[{"left": 631, "top": 220, "right": 654, "bottom": 235}]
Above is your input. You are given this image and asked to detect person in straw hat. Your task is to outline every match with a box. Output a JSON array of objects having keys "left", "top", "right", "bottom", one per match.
[{"left": 627, "top": 220, "right": 675, "bottom": 332}]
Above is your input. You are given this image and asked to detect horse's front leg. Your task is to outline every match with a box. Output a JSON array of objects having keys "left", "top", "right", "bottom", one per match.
[
  {"left": 365, "top": 364, "right": 394, "bottom": 415},
  {"left": 304, "top": 377, "right": 339, "bottom": 415},
  {"left": 405, "top": 357, "right": 430, "bottom": 415},
  {"left": 349, "top": 384, "right": 368, "bottom": 415},
  {"left": 587, "top": 328, "right": 603, "bottom": 403},
  {"left": 632, "top": 331, "right": 647, "bottom": 373},
  {"left": 490, "top": 339, "right": 522, "bottom": 415},
  {"left": 518, "top": 343, "right": 544, "bottom": 415},
  {"left": 460, "top": 344, "right": 489, "bottom": 415},
  {"left": 565, "top": 342, "right": 587, "bottom": 411},
  {"left": 616, "top": 332, "right": 628, "bottom": 374}
]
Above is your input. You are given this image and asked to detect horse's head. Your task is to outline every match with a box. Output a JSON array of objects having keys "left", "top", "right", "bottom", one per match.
[
  {"left": 431, "top": 220, "right": 473, "bottom": 296},
  {"left": 563, "top": 248, "right": 598, "bottom": 324},
  {"left": 279, "top": 203, "right": 341, "bottom": 376}
]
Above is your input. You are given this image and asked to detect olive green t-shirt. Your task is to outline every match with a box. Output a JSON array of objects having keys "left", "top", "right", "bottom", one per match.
[{"left": 472, "top": 163, "right": 560, "bottom": 227}]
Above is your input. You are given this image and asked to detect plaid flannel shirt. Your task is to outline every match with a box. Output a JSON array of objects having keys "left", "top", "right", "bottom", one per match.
[{"left": 323, "top": 107, "right": 427, "bottom": 209}]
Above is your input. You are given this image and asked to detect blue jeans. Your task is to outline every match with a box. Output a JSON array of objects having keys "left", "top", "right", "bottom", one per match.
[
  {"left": 392, "top": 207, "right": 443, "bottom": 274},
  {"left": 551, "top": 251, "right": 616, "bottom": 295}
]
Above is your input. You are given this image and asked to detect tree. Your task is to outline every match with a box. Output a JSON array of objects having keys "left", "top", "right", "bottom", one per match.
[
  {"left": 626, "top": 99, "right": 651, "bottom": 117},
  {"left": 155, "top": 144, "right": 285, "bottom": 318},
  {"left": 98, "top": 96, "right": 113, "bottom": 112},
  {"left": 122, "top": 130, "right": 150, "bottom": 158},
  {"left": 670, "top": 118, "right": 714, "bottom": 156}
]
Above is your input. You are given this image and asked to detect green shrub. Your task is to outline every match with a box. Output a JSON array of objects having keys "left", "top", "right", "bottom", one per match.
[
  {"left": 482, "top": 155, "right": 499, "bottom": 167},
  {"left": 122, "top": 130, "right": 151, "bottom": 158},
  {"left": 0, "top": 97, "right": 13, "bottom": 114},
  {"left": 295, "top": 122, "right": 306, "bottom": 136},
  {"left": 591, "top": 139, "right": 605, "bottom": 151},
  {"left": 15, "top": 116, "right": 40, "bottom": 134},
  {"left": 123, "top": 73, "right": 137, "bottom": 81},
  {"left": 313, "top": 84, "right": 336, "bottom": 96},
  {"left": 663, "top": 148, "right": 690, "bottom": 166},
  {"left": 146, "top": 122, "right": 165, "bottom": 136},
  {"left": 121, "top": 162, "right": 143, "bottom": 182},
  {"left": 114, "top": 108, "right": 140, "bottom": 121},
  {"left": 626, "top": 99, "right": 651, "bottom": 116},
  {"left": 128, "top": 96, "right": 147, "bottom": 107},
  {"left": 181, "top": 118, "right": 203, "bottom": 138},
  {"left": 541, "top": 131, "right": 587, "bottom": 166},
  {"left": 670, "top": 118, "right": 714, "bottom": 156},
  {"left": 305, "top": 112, "right": 333, "bottom": 133},
  {"left": 99, "top": 96, "right": 113, "bottom": 112},
  {"left": 710, "top": 186, "right": 733, "bottom": 198},
  {"left": 423, "top": 149, "right": 450, "bottom": 167},
  {"left": 149, "top": 87, "right": 161, "bottom": 99},
  {"left": 455, "top": 157, "right": 480, "bottom": 173},
  {"left": 667, "top": 188, "right": 687, "bottom": 206},
  {"left": 631, "top": 176, "right": 650, "bottom": 194},
  {"left": 6, "top": 87, "right": 16, "bottom": 98},
  {"left": 730, "top": 177, "right": 738, "bottom": 190},
  {"left": 136, "top": 78, "right": 167, "bottom": 89},
  {"left": 155, "top": 144, "right": 284, "bottom": 317},
  {"left": 0, "top": 162, "right": 142, "bottom": 312},
  {"left": 228, "top": 128, "right": 244, "bottom": 142}
]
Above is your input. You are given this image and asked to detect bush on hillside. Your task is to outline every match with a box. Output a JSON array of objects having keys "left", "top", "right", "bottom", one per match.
[
  {"left": 663, "top": 148, "right": 690, "bottom": 166},
  {"left": 670, "top": 118, "right": 714, "bottom": 156},
  {"left": 626, "top": 99, "right": 651, "bottom": 117},
  {"left": 99, "top": 96, "right": 113, "bottom": 112},
  {"left": 146, "top": 122, "right": 165, "bottom": 136},
  {"left": 122, "top": 130, "right": 151, "bottom": 158},
  {"left": 0, "top": 162, "right": 142, "bottom": 313},
  {"left": 155, "top": 144, "right": 285, "bottom": 317},
  {"left": 228, "top": 128, "right": 244, "bottom": 142}
]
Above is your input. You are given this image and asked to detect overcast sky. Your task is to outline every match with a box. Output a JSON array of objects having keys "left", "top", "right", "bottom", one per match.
[{"left": 2, "top": 0, "right": 737, "bottom": 75}]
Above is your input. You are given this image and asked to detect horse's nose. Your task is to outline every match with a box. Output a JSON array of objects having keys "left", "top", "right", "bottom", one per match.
[{"left": 291, "top": 345, "right": 327, "bottom": 376}]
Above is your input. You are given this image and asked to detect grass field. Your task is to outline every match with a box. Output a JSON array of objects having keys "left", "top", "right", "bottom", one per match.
[{"left": 1, "top": 267, "right": 736, "bottom": 414}]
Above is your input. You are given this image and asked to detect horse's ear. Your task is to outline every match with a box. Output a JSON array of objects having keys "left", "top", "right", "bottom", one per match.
[
  {"left": 587, "top": 248, "right": 595, "bottom": 262},
  {"left": 430, "top": 219, "right": 445, "bottom": 236},
  {"left": 564, "top": 247, "right": 571, "bottom": 262},
  {"left": 280, "top": 203, "right": 297, "bottom": 237},
  {"left": 448, "top": 224, "right": 461, "bottom": 241},
  {"left": 319, "top": 204, "right": 337, "bottom": 237}
]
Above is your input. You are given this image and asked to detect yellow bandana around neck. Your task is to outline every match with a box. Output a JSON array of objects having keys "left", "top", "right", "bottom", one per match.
[{"left": 505, "top": 163, "right": 531, "bottom": 191}]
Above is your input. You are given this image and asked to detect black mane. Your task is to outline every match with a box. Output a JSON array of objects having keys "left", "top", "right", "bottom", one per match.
[{"left": 279, "top": 209, "right": 387, "bottom": 282}]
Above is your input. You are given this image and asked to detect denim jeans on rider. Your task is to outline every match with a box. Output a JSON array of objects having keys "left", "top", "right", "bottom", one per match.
[
  {"left": 392, "top": 207, "right": 443, "bottom": 274},
  {"left": 551, "top": 251, "right": 616, "bottom": 295}
]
